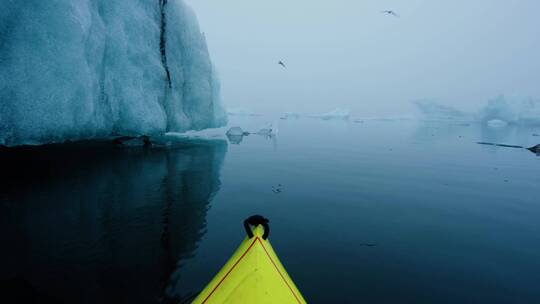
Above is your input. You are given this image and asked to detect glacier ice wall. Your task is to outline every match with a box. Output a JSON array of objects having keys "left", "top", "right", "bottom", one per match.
[{"left": 0, "top": 0, "right": 226, "bottom": 146}]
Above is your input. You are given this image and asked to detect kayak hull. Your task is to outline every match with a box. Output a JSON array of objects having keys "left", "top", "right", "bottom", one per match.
[{"left": 192, "top": 225, "right": 306, "bottom": 304}]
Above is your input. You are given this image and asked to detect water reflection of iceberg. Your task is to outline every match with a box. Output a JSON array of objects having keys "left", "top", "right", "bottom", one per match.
[
  {"left": 412, "top": 120, "right": 475, "bottom": 143},
  {"left": 0, "top": 139, "right": 227, "bottom": 303},
  {"left": 226, "top": 134, "right": 245, "bottom": 145},
  {"left": 412, "top": 120, "right": 538, "bottom": 156}
]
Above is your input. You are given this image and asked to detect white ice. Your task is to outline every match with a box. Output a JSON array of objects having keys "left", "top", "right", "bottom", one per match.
[{"left": 165, "top": 127, "right": 228, "bottom": 141}]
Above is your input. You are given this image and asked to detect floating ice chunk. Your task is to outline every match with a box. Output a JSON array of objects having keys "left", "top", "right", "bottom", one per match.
[
  {"left": 255, "top": 122, "right": 278, "bottom": 136},
  {"left": 487, "top": 119, "right": 508, "bottom": 128},
  {"left": 225, "top": 126, "right": 250, "bottom": 144},
  {"left": 164, "top": 127, "right": 228, "bottom": 141},
  {"left": 309, "top": 108, "right": 350, "bottom": 120},
  {"left": 281, "top": 112, "right": 300, "bottom": 120},
  {"left": 226, "top": 127, "right": 249, "bottom": 136},
  {"left": 256, "top": 128, "right": 273, "bottom": 136}
]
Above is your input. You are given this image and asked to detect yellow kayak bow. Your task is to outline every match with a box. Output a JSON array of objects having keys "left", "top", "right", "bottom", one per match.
[{"left": 192, "top": 215, "right": 307, "bottom": 304}]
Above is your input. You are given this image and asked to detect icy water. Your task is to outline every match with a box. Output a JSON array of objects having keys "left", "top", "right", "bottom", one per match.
[{"left": 1, "top": 118, "right": 540, "bottom": 303}]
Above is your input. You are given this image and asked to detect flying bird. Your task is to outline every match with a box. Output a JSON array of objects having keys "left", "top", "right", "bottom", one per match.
[
  {"left": 381, "top": 10, "right": 399, "bottom": 17},
  {"left": 278, "top": 61, "right": 286, "bottom": 68}
]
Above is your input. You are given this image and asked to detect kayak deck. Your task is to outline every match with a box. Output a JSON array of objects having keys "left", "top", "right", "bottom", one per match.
[{"left": 192, "top": 220, "right": 306, "bottom": 304}]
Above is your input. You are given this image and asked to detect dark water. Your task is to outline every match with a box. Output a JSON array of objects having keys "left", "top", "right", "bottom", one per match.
[{"left": 1, "top": 119, "right": 539, "bottom": 303}]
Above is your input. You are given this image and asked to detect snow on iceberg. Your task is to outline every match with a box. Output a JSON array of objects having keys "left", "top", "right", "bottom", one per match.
[
  {"left": 308, "top": 108, "right": 350, "bottom": 120},
  {"left": 0, "top": 0, "right": 226, "bottom": 147}
]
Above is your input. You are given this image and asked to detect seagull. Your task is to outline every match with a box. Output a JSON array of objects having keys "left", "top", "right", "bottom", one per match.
[
  {"left": 381, "top": 10, "right": 399, "bottom": 17},
  {"left": 278, "top": 61, "right": 286, "bottom": 68}
]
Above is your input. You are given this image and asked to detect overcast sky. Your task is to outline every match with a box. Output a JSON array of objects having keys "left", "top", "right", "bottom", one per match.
[{"left": 185, "top": 0, "right": 540, "bottom": 116}]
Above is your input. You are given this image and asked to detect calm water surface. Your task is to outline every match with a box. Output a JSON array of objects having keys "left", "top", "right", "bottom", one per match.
[{"left": 1, "top": 118, "right": 539, "bottom": 303}]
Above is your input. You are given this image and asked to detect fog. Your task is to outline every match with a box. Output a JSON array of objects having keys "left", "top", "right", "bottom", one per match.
[{"left": 185, "top": 0, "right": 540, "bottom": 116}]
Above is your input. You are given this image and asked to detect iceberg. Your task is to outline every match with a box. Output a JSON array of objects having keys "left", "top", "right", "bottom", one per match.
[
  {"left": 255, "top": 122, "right": 278, "bottom": 136},
  {"left": 226, "top": 126, "right": 248, "bottom": 137},
  {"left": 308, "top": 108, "right": 350, "bottom": 120},
  {"left": 280, "top": 112, "right": 300, "bottom": 120},
  {"left": 223, "top": 123, "right": 277, "bottom": 144},
  {"left": 225, "top": 127, "right": 247, "bottom": 145},
  {"left": 413, "top": 100, "right": 473, "bottom": 121},
  {"left": 413, "top": 96, "right": 540, "bottom": 126},
  {"left": 486, "top": 119, "right": 508, "bottom": 128},
  {"left": 255, "top": 127, "right": 275, "bottom": 136},
  {"left": 225, "top": 127, "right": 252, "bottom": 145},
  {"left": 0, "top": 0, "right": 226, "bottom": 147},
  {"left": 478, "top": 95, "right": 540, "bottom": 126}
]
